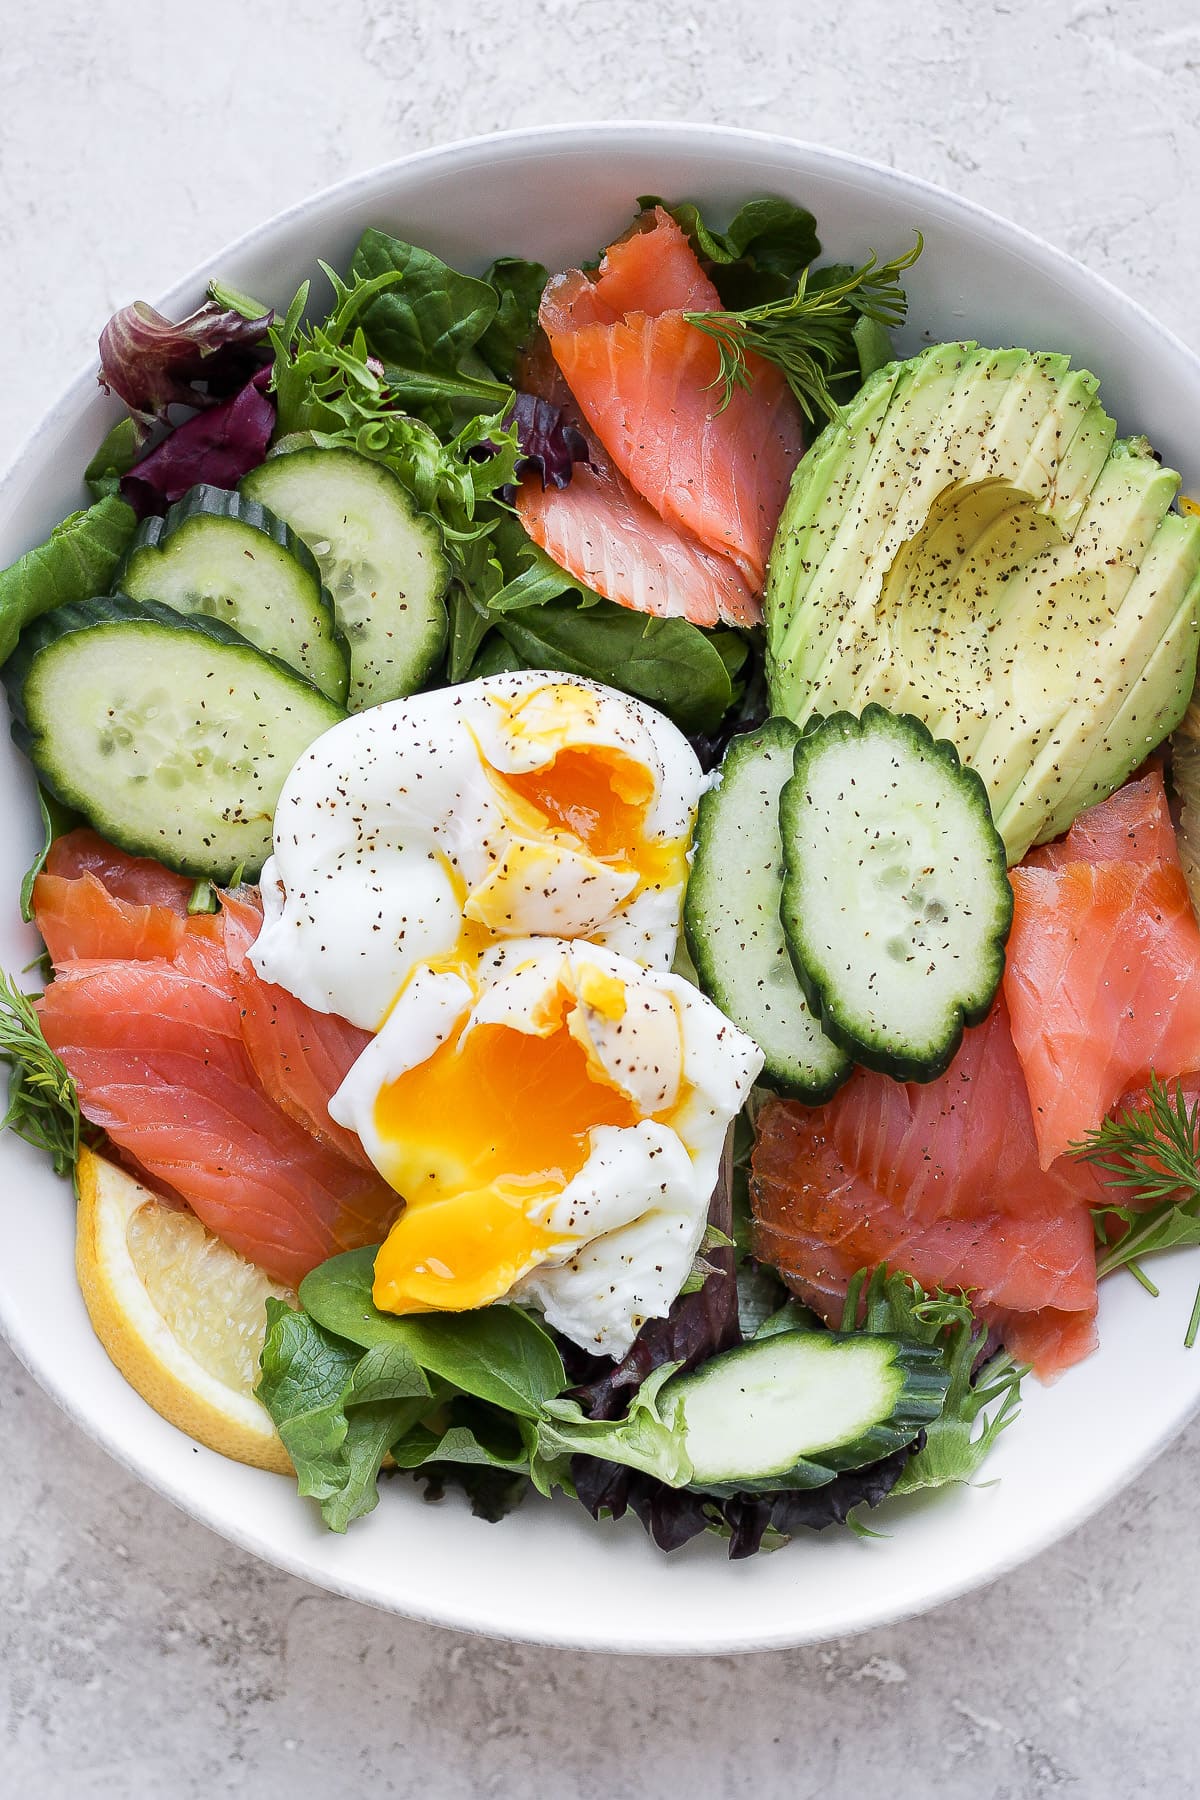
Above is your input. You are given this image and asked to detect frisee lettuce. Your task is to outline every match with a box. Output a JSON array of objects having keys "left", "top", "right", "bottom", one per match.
[{"left": 838, "top": 1267, "right": 1023, "bottom": 1495}]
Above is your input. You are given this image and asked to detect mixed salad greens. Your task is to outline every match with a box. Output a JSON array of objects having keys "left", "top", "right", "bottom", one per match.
[{"left": 2, "top": 190, "right": 1200, "bottom": 1562}]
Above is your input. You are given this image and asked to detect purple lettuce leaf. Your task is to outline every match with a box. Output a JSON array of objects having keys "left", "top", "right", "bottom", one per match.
[
  {"left": 509, "top": 392, "right": 590, "bottom": 491},
  {"left": 99, "top": 300, "right": 272, "bottom": 424},
  {"left": 571, "top": 1434, "right": 920, "bottom": 1559},
  {"left": 120, "top": 367, "right": 275, "bottom": 518}
]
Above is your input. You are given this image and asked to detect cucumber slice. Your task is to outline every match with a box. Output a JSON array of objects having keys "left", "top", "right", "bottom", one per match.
[
  {"left": 664, "top": 1330, "right": 948, "bottom": 1495},
  {"left": 684, "top": 720, "right": 850, "bottom": 1100},
  {"left": 241, "top": 448, "right": 449, "bottom": 710},
  {"left": 121, "top": 484, "right": 348, "bottom": 705},
  {"left": 779, "top": 705, "right": 1012, "bottom": 1082},
  {"left": 536, "top": 1328, "right": 949, "bottom": 1495},
  {"left": 6, "top": 596, "right": 344, "bottom": 881}
]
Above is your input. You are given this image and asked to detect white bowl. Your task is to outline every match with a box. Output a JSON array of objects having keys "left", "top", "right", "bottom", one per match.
[{"left": 3, "top": 123, "right": 1200, "bottom": 1656}]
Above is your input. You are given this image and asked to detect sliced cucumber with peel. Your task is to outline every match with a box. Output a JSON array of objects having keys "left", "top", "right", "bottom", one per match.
[
  {"left": 665, "top": 1330, "right": 948, "bottom": 1496},
  {"left": 536, "top": 1328, "right": 948, "bottom": 1495},
  {"left": 779, "top": 705, "right": 1012, "bottom": 1082},
  {"left": 684, "top": 719, "right": 850, "bottom": 1100},
  {"left": 241, "top": 447, "right": 449, "bottom": 710},
  {"left": 5, "top": 595, "right": 344, "bottom": 881},
  {"left": 121, "top": 484, "right": 348, "bottom": 704}
]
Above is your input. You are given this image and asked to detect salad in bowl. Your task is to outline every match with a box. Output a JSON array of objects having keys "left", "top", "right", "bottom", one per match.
[{"left": 4, "top": 148, "right": 1200, "bottom": 1585}]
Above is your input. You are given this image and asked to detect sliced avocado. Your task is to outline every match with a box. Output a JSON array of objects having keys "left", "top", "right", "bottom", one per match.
[{"left": 765, "top": 341, "right": 1200, "bottom": 862}]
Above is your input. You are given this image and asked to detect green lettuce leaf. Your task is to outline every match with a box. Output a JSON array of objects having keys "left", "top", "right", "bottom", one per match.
[
  {"left": 642, "top": 195, "right": 821, "bottom": 308},
  {"left": 536, "top": 1362, "right": 691, "bottom": 1486},
  {"left": 483, "top": 510, "right": 604, "bottom": 615},
  {"left": 19, "top": 788, "right": 79, "bottom": 923},
  {"left": 0, "top": 496, "right": 136, "bottom": 664},
  {"left": 256, "top": 1300, "right": 433, "bottom": 1531}
]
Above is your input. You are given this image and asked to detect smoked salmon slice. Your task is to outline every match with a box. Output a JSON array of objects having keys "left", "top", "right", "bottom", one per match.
[
  {"left": 1026, "top": 766, "right": 1175, "bottom": 872},
  {"left": 516, "top": 448, "right": 759, "bottom": 628},
  {"left": 221, "top": 891, "right": 374, "bottom": 1168},
  {"left": 34, "top": 829, "right": 195, "bottom": 965},
  {"left": 540, "top": 208, "right": 803, "bottom": 594},
  {"left": 33, "top": 831, "right": 399, "bottom": 1284},
  {"left": 547, "top": 205, "right": 721, "bottom": 323},
  {"left": 1005, "top": 772, "right": 1200, "bottom": 1168},
  {"left": 515, "top": 332, "right": 758, "bottom": 626},
  {"left": 750, "top": 1092, "right": 1099, "bottom": 1379},
  {"left": 825, "top": 995, "right": 1100, "bottom": 1221},
  {"left": 39, "top": 952, "right": 399, "bottom": 1287}
]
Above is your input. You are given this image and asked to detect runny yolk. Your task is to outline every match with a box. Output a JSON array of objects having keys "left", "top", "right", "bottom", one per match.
[
  {"left": 492, "top": 745, "right": 685, "bottom": 895},
  {"left": 499, "top": 745, "right": 653, "bottom": 859},
  {"left": 372, "top": 998, "right": 639, "bottom": 1315}
]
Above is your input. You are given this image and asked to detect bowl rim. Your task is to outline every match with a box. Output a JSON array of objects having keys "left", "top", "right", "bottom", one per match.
[{"left": 3, "top": 119, "right": 1200, "bottom": 1655}]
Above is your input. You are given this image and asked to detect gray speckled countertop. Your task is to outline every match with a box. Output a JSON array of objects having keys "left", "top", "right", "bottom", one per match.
[{"left": 3, "top": 3, "right": 1199, "bottom": 1793}]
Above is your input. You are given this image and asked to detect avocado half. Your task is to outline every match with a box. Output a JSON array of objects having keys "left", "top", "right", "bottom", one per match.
[{"left": 764, "top": 341, "right": 1200, "bottom": 863}]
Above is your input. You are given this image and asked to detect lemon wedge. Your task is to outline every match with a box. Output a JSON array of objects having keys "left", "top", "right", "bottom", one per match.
[{"left": 75, "top": 1147, "right": 295, "bottom": 1473}]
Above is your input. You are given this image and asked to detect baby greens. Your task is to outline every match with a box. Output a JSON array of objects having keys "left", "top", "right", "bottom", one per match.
[
  {"left": 840, "top": 1267, "right": 1023, "bottom": 1496},
  {"left": 257, "top": 1249, "right": 570, "bottom": 1528}
]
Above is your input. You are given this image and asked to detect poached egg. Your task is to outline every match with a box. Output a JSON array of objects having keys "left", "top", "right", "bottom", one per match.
[
  {"left": 249, "top": 670, "right": 704, "bottom": 1030},
  {"left": 330, "top": 938, "right": 762, "bottom": 1357}
]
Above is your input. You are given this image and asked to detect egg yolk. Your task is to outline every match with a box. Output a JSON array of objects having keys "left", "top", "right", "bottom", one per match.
[
  {"left": 372, "top": 984, "right": 640, "bottom": 1315},
  {"left": 489, "top": 744, "right": 685, "bottom": 894}
]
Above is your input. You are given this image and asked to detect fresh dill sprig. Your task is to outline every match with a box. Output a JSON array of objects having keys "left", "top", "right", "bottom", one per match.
[
  {"left": 1072, "top": 1074, "right": 1200, "bottom": 1345},
  {"left": 684, "top": 234, "right": 923, "bottom": 424},
  {"left": 0, "top": 973, "right": 92, "bottom": 1185}
]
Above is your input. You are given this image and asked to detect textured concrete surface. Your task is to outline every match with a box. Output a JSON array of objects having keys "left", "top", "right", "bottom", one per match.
[{"left": 3, "top": 1, "right": 1200, "bottom": 1794}]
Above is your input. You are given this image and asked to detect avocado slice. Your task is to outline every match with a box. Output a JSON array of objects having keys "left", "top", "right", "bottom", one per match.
[{"left": 765, "top": 341, "right": 1200, "bottom": 863}]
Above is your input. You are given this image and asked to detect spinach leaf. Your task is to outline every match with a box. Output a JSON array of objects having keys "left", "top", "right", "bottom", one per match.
[
  {"left": 463, "top": 631, "right": 525, "bottom": 681},
  {"left": 494, "top": 594, "right": 741, "bottom": 734},
  {"left": 642, "top": 195, "right": 821, "bottom": 308},
  {"left": 84, "top": 418, "right": 143, "bottom": 501},
  {"left": 390, "top": 1398, "right": 530, "bottom": 1475},
  {"left": 478, "top": 257, "right": 549, "bottom": 379},
  {"left": 298, "top": 1249, "right": 567, "bottom": 1419},
  {"left": 0, "top": 496, "right": 136, "bottom": 664},
  {"left": 395, "top": 1309, "right": 567, "bottom": 1419},
  {"left": 401, "top": 1401, "right": 536, "bottom": 1519},
  {"left": 349, "top": 229, "right": 509, "bottom": 416}
]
